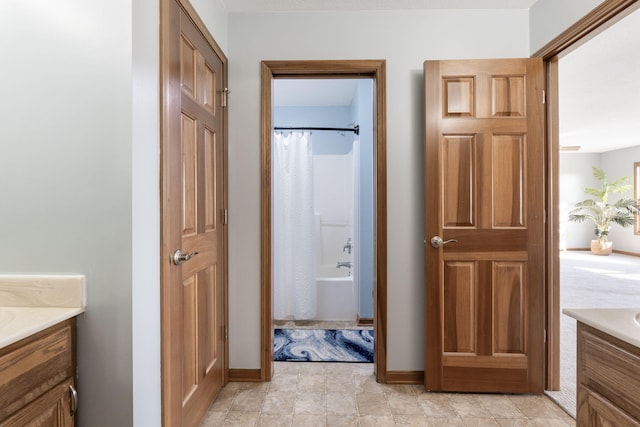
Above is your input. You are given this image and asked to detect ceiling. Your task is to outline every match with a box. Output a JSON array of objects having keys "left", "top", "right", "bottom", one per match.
[
  {"left": 223, "top": 0, "right": 539, "bottom": 12},
  {"left": 274, "top": 79, "right": 360, "bottom": 107},
  {"left": 264, "top": 2, "right": 639, "bottom": 154},
  {"left": 559, "top": 8, "right": 640, "bottom": 153}
]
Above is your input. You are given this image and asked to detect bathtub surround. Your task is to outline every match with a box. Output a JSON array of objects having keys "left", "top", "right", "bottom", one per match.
[
  {"left": 273, "top": 91, "right": 374, "bottom": 324},
  {"left": 315, "top": 273, "right": 356, "bottom": 321},
  {"left": 273, "top": 131, "right": 317, "bottom": 320},
  {"left": 274, "top": 329, "right": 374, "bottom": 362}
]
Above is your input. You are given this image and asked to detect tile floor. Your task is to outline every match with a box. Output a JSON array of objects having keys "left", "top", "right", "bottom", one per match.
[
  {"left": 273, "top": 320, "right": 370, "bottom": 330},
  {"left": 200, "top": 362, "right": 576, "bottom": 426}
]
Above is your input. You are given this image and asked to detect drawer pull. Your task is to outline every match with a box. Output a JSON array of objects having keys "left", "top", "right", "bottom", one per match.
[{"left": 69, "top": 385, "right": 78, "bottom": 416}]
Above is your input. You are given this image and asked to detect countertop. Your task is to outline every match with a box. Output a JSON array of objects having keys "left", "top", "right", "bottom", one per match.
[
  {"left": 564, "top": 307, "right": 640, "bottom": 348},
  {"left": 0, "top": 275, "right": 86, "bottom": 349}
]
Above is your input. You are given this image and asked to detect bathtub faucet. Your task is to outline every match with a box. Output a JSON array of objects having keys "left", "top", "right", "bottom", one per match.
[
  {"left": 343, "top": 238, "right": 353, "bottom": 254},
  {"left": 337, "top": 261, "right": 352, "bottom": 269}
]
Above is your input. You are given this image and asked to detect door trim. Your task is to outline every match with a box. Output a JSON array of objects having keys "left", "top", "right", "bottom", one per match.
[
  {"left": 260, "top": 60, "right": 387, "bottom": 382},
  {"left": 160, "top": 0, "right": 229, "bottom": 424},
  {"left": 532, "top": 0, "right": 639, "bottom": 390}
]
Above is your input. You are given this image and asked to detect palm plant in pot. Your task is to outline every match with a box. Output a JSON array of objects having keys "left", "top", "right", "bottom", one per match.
[{"left": 568, "top": 166, "right": 639, "bottom": 255}]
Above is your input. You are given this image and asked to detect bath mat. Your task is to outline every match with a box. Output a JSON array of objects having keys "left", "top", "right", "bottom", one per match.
[{"left": 274, "top": 329, "right": 374, "bottom": 362}]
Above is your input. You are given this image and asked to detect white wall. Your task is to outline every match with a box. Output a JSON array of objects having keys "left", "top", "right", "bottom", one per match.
[
  {"left": 0, "top": 0, "right": 227, "bottom": 425},
  {"left": 132, "top": 0, "right": 161, "bottom": 425},
  {"left": 530, "top": 0, "right": 605, "bottom": 54},
  {"left": 190, "top": 0, "right": 229, "bottom": 52},
  {"left": 601, "top": 146, "right": 640, "bottom": 253},
  {"left": 227, "top": 9, "right": 530, "bottom": 371},
  {"left": 0, "top": 1, "right": 134, "bottom": 425},
  {"left": 559, "top": 153, "right": 601, "bottom": 249}
]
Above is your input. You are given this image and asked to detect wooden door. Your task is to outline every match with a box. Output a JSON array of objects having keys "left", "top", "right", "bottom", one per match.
[
  {"left": 424, "top": 59, "right": 545, "bottom": 393},
  {"left": 161, "top": 0, "right": 227, "bottom": 425}
]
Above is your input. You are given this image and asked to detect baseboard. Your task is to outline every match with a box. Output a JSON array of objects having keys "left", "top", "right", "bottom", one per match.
[
  {"left": 385, "top": 370, "right": 423, "bottom": 385},
  {"left": 357, "top": 316, "right": 374, "bottom": 326},
  {"left": 563, "top": 248, "right": 640, "bottom": 257},
  {"left": 613, "top": 249, "right": 640, "bottom": 257},
  {"left": 228, "top": 369, "right": 263, "bottom": 382}
]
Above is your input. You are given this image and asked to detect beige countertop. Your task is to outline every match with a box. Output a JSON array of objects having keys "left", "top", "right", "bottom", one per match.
[
  {"left": 0, "top": 274, "right": 86, "bottom": 349},
  {"left": 563, "top": 307, "right": 640, "bottom": 348}
]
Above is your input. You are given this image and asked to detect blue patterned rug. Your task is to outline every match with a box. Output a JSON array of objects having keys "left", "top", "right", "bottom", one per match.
[{"left": 274, "top": 329, "right": 374, "bottom": 362}]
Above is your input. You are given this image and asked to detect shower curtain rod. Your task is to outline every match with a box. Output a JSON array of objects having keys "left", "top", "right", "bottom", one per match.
[{"left": 274, "top": 125, "right": 359, "bottom": 135}]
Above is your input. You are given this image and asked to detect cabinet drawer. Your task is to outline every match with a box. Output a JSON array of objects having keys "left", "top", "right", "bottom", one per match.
[
  {"left": 0, "top": 320, "right": 74, "bottom": 421},
  {"left": 578, "top": 385, "right": 640, "bottom": 427},
  {"left": 579, "top": 325, "right": 640, "bottom": 420}
]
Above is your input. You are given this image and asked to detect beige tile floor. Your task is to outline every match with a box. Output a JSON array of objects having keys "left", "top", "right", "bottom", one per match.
[{"left": 201, "top": 362, "right": 576, "bottom": 427}]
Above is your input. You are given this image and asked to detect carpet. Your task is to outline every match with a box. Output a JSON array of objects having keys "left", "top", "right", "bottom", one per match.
[
  {"left": 274, "top": 329, "right": 374, "bottom": 362},
  {"left": 545, "top": 251, "right": 640, "bottom": 419}
]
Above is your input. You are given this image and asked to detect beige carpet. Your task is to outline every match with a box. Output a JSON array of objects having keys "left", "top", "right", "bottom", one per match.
[{"left": 545, "top": 250, "right": 640, "bottom": 418}]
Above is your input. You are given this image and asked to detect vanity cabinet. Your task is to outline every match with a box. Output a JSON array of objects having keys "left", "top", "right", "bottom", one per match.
[
  {"left": 577, "top": 322, "right": 640, "bottom": 426},
  {"left": 0, "top": 318, "right": 77, "bottom": 426}
]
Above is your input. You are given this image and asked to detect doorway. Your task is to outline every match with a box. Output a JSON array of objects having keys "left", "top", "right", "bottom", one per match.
[
  {"left": 544, "top": 5, "right": 640, "bottom": 416},
  {"left": 534, "top": 0, "right": 640, "bottom": 412},
  {"left": 271, "top": 78, "right": 375, "bottom": 363},
  {"left": 260, "top": 60, "right": 387, "bottom": 381}
]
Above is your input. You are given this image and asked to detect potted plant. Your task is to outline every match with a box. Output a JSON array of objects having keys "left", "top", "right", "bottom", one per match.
[{"left": 568, "top": 166, "right": 639, "bottom": 255}]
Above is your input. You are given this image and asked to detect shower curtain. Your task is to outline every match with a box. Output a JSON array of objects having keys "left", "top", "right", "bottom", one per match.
[{"left": 273, "top": 131, "right": 317, "bottom": 320}]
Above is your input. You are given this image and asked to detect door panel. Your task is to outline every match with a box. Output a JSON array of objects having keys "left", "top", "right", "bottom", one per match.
[
  {"left": 424, "top": 58, "right": 544, "bottom": 394},
  {"left": 162, "top": 0, "right": 227, "bottom": 425}
]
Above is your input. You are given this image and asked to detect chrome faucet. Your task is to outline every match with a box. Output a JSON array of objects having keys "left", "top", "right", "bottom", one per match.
[
  {"left": 343, "top": 237, "right": 353, "bottom": 254},
  {"left": 336, "top": 261, "right": 352, "bottom": 269}
]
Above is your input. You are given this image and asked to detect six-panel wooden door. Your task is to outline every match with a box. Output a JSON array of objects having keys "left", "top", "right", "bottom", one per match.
[
  {"left": 161, "top": 0, "right": 227, "bottom": 425},
  {"left": 424, "top": 59, "right": 545, "bottom": 393}
]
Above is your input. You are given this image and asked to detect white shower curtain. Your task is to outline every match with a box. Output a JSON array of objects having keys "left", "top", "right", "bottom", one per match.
[{"left": 273, "top": 132, "right": 317, "bottom": 320}]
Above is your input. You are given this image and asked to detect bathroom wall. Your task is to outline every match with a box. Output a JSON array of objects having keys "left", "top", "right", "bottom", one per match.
[
  {"left": 352, "top": 80, "right": 375, "bottom": 320},
  {"left": 228, "top": 8, "right": 530, "bottom": 371},
  {"left": 0, "top": 0, "right": 227, "bottom": 425},
  {"left": 530, "top": 0, "right": 605, "bottom": 54},
  {"left": 0, "top": 1, "right": 134, "bottom": 425}
]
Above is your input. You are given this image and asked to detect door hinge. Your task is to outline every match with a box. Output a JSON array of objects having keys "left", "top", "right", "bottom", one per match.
[
  {"left": 221, "top": 87, "right": 230, "bottom": 108},
  {"left": 224, "top": 325, "right": 228, "bottom": 342},
  {"left": 223, "top": 208, "right": 228, "bottom": 225},
  {"left": 542, "top": 90, "right": 546, "bottom": 105}
]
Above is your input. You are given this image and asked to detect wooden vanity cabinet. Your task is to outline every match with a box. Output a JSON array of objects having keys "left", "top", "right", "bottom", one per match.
[
  {"left": 0, "top": 318, "right": 77, "bottom": 426},
  {"left": 577, "top": 322, "right": 640, "bottom": 427}
]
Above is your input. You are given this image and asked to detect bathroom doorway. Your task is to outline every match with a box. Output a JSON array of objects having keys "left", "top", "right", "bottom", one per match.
[
  {"left": 271, "top": 78, "right": 375, "bottom": 362},
  {"left": 260, "top": 60, "right": 387, "bottom": 381}
]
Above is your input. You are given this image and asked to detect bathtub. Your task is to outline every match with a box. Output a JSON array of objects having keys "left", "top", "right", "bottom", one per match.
[{"left": 315, "top": 266, "right": 356, "bottom": 321}]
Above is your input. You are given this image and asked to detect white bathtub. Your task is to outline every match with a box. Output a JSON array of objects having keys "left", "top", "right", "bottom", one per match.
[{"left": 315, "top": 266, "right": 356, "bottom": 321}]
